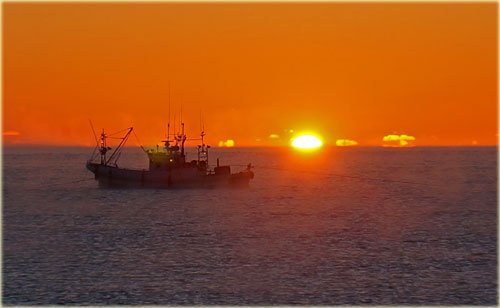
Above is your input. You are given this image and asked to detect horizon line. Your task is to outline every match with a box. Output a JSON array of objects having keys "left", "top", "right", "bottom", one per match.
[{"left": 1, "top": 143, "right": 498, "bottom": 148}]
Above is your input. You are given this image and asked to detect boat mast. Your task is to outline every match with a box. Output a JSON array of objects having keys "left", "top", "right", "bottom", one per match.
[
  {"left": 99, "top": 129, "right": 110, "bottom": 165},
  {"left": 173, "top": 111, "right": 177, "bottom": 145},
  {"left": 197, "top": 129, "right": 210, "bottom": 168},
  {"left": 197, "top": 111, "right": 209, "bottom": 165},
  {"left": 166, "top": 82, "right": 171, "bottom": 149}
]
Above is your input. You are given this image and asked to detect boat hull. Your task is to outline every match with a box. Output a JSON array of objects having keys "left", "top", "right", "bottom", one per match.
[{"left": 86, "top": 162, "right": 253, "bottom": 188}]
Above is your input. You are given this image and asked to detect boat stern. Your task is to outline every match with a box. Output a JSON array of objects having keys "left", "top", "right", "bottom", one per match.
[{"left": 228, "top": 169, "right": 254, "bottom": 186}]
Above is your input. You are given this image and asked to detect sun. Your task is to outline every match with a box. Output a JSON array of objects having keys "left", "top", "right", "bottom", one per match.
[{"left": 291, "top": 135, "right": 323, "bottom": 150}]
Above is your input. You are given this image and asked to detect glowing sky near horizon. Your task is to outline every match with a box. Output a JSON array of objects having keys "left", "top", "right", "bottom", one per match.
[{"left": 2, "top": 3, "right": 497, "bottom": 146}]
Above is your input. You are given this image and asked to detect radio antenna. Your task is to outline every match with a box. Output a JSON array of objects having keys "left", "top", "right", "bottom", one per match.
[
  {"left": 199, "top": 110, "right": 205, "bottom": 133},
  {"left": 173, "top": 108, "right": 177, "bottom": 137},
  {"left": 167, "top": 81, "right": 171, "bottom": 138},
  {"left": 180, "top": 95, "right": 183, "bottom": 127}
]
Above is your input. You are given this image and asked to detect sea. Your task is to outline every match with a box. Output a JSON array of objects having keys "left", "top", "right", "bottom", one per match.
[{"left": 2, "top": 146, "right": 497, "bottom": 305}]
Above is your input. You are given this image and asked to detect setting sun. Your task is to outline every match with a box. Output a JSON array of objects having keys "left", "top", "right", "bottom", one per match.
[{"left": 291, "top": 135, "right": 323, "bottom": 150}]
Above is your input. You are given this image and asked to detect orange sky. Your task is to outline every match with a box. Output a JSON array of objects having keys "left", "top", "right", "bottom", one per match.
[{"left": 2, "top": 2, "right": 498, "bottom": 147}]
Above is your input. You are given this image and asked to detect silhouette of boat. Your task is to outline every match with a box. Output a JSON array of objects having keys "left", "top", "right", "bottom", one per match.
[{"left": 86, "top": 123, "right": 254, "bottom": 188}]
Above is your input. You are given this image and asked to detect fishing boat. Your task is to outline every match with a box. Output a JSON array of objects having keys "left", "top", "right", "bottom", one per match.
[{"left": 86, "top": 123, "right": 254, "bottom": 188}]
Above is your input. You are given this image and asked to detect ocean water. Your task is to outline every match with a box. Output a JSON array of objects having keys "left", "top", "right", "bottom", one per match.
[{"left": 2, "top": 146, "right": 497, "bottom": 305}]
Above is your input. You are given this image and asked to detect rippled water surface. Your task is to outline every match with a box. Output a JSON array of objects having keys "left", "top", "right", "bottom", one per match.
[{"left": 2, "top": 146, "right": 497, "bottom": 305}]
